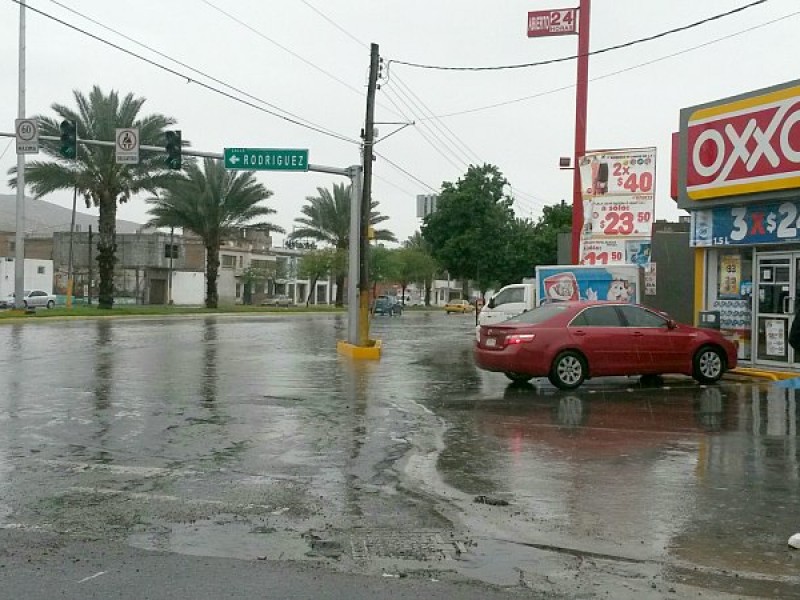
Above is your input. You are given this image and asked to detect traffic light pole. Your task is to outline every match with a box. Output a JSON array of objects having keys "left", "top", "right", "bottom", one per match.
[{"left": 0, "top": 129, "right": 369, "bottom": 354}]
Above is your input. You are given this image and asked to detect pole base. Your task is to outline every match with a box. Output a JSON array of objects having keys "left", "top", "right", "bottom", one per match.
[{"left": 337, "top": 338, "right": 382, "bottom": 360}]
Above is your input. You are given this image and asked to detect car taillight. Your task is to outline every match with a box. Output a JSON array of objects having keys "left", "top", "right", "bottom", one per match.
[{"left": 506, "top": 333, "right": 536, "bottom": 345}]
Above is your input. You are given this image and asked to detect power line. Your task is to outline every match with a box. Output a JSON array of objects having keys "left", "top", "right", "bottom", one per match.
[
  {"left": 201, "top": 0, "right": 403, "bottom": 120},
  {"left": 390, "top": 75, "right": 481, "bottom": 166},
  {"left": 12, "top": 0, "right": 359, "bottom": 146},
  {"left": 373, "top": 150, "right": 438, "bottom": 194},
  {"left": 299, "top": 0, "right": 368, "bottom": 49},
  {"left": 389, "top": 0, "right": 768, "bottom": 71},
  {"left": 424, "top": 9, "right": 799, "bottom": 120},
  {"left": 382, "top": 86, "right": 466, "bottom": 173},
  {"left": 45, "top": 0, "right": 351, "bottom": 141}
]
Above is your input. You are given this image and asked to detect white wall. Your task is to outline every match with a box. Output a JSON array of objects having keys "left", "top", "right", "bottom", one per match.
[
  {"left": 171, "top": 271, "right": 205, "bottom": 305},
  {"left": 0, "top": 258, "right": 54, "bottom": 296}
]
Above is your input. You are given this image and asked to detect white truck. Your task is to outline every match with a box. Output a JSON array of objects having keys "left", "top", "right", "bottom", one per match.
[{"left": 478, "top": 264, "right": 641, "bottom": 327}]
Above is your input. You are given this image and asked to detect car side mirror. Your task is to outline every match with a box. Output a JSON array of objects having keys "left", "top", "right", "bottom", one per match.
[
  {"left": 487, "top": 298, "right": 496, "bottom": 309},
  {"left": 667, "top": 319, "right": 677, "bottom": 329}
]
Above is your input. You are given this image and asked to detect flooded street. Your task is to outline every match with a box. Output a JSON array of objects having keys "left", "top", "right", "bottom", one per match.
[{"left": 1, "top": 312, "right": 799, "bottom": 598}]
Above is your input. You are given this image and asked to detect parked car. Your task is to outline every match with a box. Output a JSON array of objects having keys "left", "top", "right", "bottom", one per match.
[
  {"left": 373, "top": 295, "right": 402, "bottom": 316},
  {"left": 444, "top": 299, "right": 475, "bottom": 314},
  {"left": 474, "top": 301, "right": 737, "bottom": 390},
  {"left": 0, "top": 290, "right": 57, "bottom": 309},
  {"left": 261, "top": 294, "right": 293, "bottom": 307}
]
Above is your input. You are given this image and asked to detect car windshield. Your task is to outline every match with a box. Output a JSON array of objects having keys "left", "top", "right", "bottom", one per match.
[{"left": 507, "top": 303, "right": 570, "bottom": 324}]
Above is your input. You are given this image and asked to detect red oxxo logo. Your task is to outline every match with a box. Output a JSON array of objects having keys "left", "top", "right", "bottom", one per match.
[{"left": 686, "top": 85, "right": 800, "bottom": 200}]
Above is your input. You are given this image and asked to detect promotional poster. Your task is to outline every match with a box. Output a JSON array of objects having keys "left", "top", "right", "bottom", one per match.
[{"left": 536, "top": 266, "right": 641, "bottom": 306}]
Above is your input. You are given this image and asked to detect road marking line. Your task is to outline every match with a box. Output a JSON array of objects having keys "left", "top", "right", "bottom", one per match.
[{"left": 77, "top": 571, "right": 106, "bottom": 583}]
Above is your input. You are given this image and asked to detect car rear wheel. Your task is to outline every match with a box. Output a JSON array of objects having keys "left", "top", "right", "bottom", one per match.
[
  {"left": 549, "top": 351, "right": 587, "bottom": 390},
  {"left": 46, "top": 300, "right": 55, "bottom": 309},
  {"left": 504, "top": 372, "right": 533, "bottom": 384},
  {"left": 693, "top": 346, "right": 725, "bottom": 384}
]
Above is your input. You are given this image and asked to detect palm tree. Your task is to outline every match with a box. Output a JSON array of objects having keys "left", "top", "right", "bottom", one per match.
[
  {"left": 146, "top": 158, "right": 282, "bottom": 308},
  {"left": 8, "top": 86, "right": 178, "bottom": 309},
  {"left": 289, "top": 182, "right": 395, "bottom": 306}
]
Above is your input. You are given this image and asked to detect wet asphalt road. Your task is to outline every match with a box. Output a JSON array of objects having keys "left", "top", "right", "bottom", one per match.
[{"left": 1, "top": 311, "right": 799, "bottom": 599}]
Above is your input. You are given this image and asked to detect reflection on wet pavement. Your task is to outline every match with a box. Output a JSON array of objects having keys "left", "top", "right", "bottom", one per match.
[{"left": 0, "top": 312, "right": 798, "bottom": 597}]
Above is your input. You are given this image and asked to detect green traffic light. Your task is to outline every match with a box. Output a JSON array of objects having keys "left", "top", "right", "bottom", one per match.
[
  {"left": 59, "top": 120, "right": 77, "bottom": 159},
  {"left": 164, "top": 130, "right": 182, "bottom": 170}
]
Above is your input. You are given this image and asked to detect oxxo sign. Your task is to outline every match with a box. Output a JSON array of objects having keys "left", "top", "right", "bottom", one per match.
[{"left": 679, "top": 80, "right": 800, "bottom": 205}]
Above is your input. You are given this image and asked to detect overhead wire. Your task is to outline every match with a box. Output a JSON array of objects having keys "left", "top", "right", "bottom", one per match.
[
  {"left": 294, "top": 2, "right": 555, "bottom": 207},
  {"left": 424, "top": 9, "right": 800, "bottom": 120},
  {"left": 389, "top": 0, "right": 768, "bottom": 71},
  {"left": 200, "top": 0, "right": 405, "bottom": 120},
  {"left": 14, "top": 0, "right": 359, "bottom": 146}
]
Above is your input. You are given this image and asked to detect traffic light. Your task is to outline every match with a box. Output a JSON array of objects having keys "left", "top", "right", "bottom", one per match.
[
  {"left": 164, "top": 130, "right": 182, "bottom": 170},
  {"left": 59, "top": 120, "right": 77, "bottom": 159}
]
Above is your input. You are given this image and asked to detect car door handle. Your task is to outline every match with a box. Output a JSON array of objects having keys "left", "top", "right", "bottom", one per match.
[
  {"left": 573, "top": 330, "right": 586, "bottom": 336},
  {"left": 633, "top": 331, "right": 644, "bottom": 337}
]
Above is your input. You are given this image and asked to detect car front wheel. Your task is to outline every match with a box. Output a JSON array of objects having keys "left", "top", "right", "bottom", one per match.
[
  {"left": 46, "top": 300, "right": 55, "bottom": 309},
  {"left": 693, "top": 346, "right": 725, "bottom": 384},
  {"left": 549, "top": 351, "right": 587, "bottom": 390}
]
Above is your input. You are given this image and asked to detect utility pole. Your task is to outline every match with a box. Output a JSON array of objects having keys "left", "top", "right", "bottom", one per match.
[
  {"left": 359, "top": 42, "right": 380, "bottom": 347},
  {"left": 14, "top": 0, "right": 26, "bottom": 309}
]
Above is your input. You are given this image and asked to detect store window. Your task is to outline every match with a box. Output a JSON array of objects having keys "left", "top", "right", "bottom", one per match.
[{"left": 710, "top": 248, "right": 753, "bottom": 360}]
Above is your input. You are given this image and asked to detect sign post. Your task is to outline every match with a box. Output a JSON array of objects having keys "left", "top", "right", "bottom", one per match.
[{"left": 224, "top": 148, "right": 309, "bottom": 171}]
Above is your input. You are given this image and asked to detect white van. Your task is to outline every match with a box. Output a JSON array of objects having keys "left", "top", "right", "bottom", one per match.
[{"left": 477, "top": 282, "right": 536, "bottom": 327}]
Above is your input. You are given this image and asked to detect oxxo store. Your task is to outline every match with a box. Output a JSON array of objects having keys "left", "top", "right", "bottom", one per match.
[{"left": 678, "top": 79, "right": 800, "bottom": 368}]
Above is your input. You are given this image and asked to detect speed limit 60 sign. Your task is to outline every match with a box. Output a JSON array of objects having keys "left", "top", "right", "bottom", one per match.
[{"left": 15, "top": 118, "right": 39, "bottom": 154}]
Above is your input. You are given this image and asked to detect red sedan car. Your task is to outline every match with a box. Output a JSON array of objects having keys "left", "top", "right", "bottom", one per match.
[{"left": 474, "top": 301, "right": 738, "bottom": 390}]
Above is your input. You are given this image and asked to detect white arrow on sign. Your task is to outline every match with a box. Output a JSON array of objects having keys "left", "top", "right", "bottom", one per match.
[{"left": 229, "top": 154, "right": 240, "bottom": 165}]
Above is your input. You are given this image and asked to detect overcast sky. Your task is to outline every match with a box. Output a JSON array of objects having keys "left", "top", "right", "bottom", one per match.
[{"left": 1, "top": 0, "right": 798, "bottom": 244}]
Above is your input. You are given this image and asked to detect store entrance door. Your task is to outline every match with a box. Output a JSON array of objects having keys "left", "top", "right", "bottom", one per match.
[{"left": 755, "top": 253, "right": 800, "bottom": 365}]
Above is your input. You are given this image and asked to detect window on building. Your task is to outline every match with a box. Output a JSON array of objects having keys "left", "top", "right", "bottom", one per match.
[
  {"left": 238, "top": 256, "right": 243, "bottom": 268},
  {"left": 221, "top": 255, "right": 236, "bottom": 268},
  {"left": 37, "top": 266, "right": 45, "bottom": 274},
  {"left": 235, "top": 283, "right": 241, "bottom": 298},
  {"left": 164, "top": 244, "right": 179, "bottom": 259},
  {"left": 251, "top": 259, "right": 270, "bottom": 270}
]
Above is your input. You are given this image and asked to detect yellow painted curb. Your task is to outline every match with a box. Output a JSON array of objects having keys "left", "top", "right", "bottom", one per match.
[
  {"left": 337, "top": 339, "right": 382, "bottom": 360},
  {"left": 730, "top": 367, "right": 796, "bottom": 381}
]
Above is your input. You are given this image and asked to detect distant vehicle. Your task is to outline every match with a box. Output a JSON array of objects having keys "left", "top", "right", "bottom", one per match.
[
  {"left": 0, "top": 289, "right": 57, "bottom": 309},
  {"left": 443, "top": 299, "right": 474, "bottom": 314},
  {"left": 474, "top": 301, "right": 737, "bottom": 390},
  {"left": 373, "top": 295, "right": 402, "bottom": 316},
  {"left": 261, "top": 294, "right": 293, "bottom": 307}
]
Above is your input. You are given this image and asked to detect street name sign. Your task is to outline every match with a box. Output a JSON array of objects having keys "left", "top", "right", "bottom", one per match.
[
  {"left": 224, "top": 148, "right": 309, "bottom": 171},
  {"left": 527, "top": 8, "right": 577, "bottom": 37},
  {"left": 116, "top": 128, "right": 139, "bottom": 164},
  {"left": 15, "top": 118, "right": 39, "bottom": 154}
]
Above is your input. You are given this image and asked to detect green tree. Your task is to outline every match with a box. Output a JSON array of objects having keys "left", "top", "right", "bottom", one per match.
[
  {"left": 289, "top": 182, "right": 396, "bottom": 306},
  {"left": 404, "top": 232, "right": 438, "bottom": 306},
  {"left": 297, "top": 248, "right": 335, "bottom": 306},
  {"left": 531, "top": 200, "right": 572, "bottom": 266},
  {"left": 392, "top": 247, "right": 437, "bottom": 306},
  {"left": 422, "top": 164, "right": 514, "bottom": 297},
  {"left": 369, "top": 245, "right": 397, "bottom": 296},
  {"left": 8, "top": 86, "right": 178, "bottom": 308},
  {"left": 146, "top": 158, "right": 282, "bottom": 308}
]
